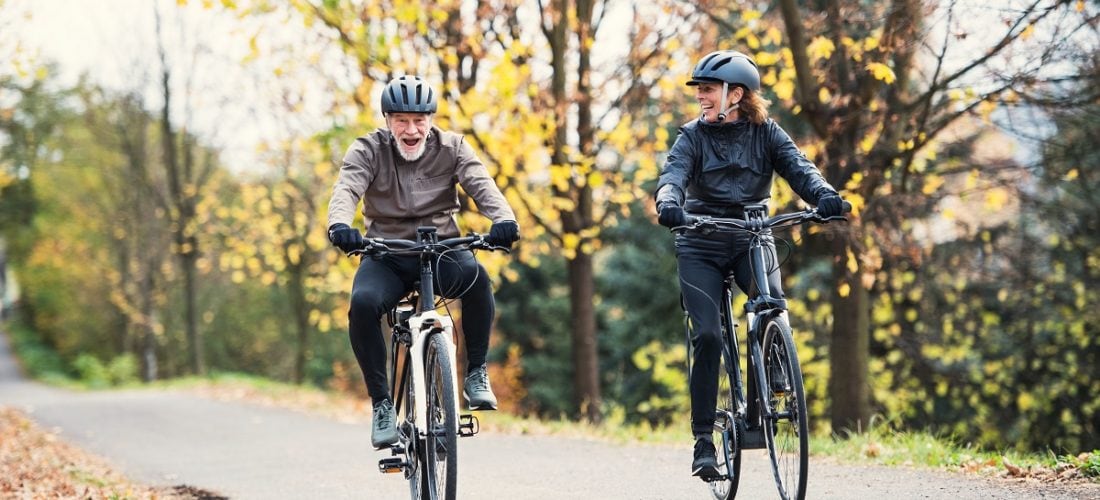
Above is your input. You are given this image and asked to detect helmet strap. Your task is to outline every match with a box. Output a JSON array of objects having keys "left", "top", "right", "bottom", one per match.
[{"left": 715, "top": 83, "right": 740, "bottom": 122}]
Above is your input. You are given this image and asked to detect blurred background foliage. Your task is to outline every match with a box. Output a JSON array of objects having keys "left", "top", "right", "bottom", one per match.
[{"left": 1, "top": 0, "right": 1097, "bottom": 454}]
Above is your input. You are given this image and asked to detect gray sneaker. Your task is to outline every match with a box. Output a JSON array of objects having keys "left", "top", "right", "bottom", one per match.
[
  {"left": 371, "top": 399, "right": 399, "bottom": 449},
  {"left": 463, "top": 366, "right": 498, "bottom": 410}
]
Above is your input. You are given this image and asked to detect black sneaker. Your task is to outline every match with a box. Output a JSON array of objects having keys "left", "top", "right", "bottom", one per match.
[{"left": 691, "top": 438, "right": 720, "bottom": 479}]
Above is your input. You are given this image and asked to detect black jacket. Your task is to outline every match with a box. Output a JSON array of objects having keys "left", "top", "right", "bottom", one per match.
[{"left": 655, "top": 117, "right": 836, "bottom": 216}]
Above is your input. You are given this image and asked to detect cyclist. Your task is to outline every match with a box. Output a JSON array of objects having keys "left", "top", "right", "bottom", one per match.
[
  {"left": 652, "top": 50, "right": 845, "bottom": 479},
  {"left": 326, "top": 75, "right": 520, "bottom": 449}
]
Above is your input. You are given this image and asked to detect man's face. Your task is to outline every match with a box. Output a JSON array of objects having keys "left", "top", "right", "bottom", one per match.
[
  {"left": 387, "top": 112, "right": 432, "bottom": 161},
  {"left": 695, "top": 82, "right": 742, "bottom": 122}
]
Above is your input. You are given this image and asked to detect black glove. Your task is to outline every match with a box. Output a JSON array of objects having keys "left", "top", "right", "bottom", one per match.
[
  {"left": 487, "top": 220, "right": 520, "bottom": 249},
  {"left": 657, "top": 202, "right": 687, "bottom": 228},
  {"left": 816, "top": 193, "right": 845, "bottom": 218},
  {"left": 328, "top": 223, "right": 364, "bottom": 253}
]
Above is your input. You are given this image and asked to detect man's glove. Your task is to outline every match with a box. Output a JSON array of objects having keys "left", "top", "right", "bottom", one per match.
[
  {"left": 657, "top": 202, "right": 687, "bottom": 228},
  {"left": 816, "top": 193, "right": 845, "bottom": 218},
  {"left": 487, "top": 220, "right": 520, "bottom": 249},
  {"left": 328, "top": 223, "right": 364, "bottom": 253}
]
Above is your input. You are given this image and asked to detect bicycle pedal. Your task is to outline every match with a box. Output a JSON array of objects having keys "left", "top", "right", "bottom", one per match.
[
  {"left": 458, "top": 414, "right": 480, "bottom": 437},
  {"left": 378, "top": 457, "right": 406, "bottom": 474},
  {"left": 390, "top": 444, "right": 406, "bottom": 456}
]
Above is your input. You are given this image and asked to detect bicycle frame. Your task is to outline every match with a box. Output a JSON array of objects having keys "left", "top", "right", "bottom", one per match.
[
  {"left": 389, "top": 228, "right": 462, "bottom": 439},
  {"left": 714, "top": 205, "right": 789, "bottom": 449}
]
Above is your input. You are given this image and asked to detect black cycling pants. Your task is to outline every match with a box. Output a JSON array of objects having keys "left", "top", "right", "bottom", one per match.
[
  {"left": 348, "top": 249, "right": 493, "bottom": 403},
  {"left": 675, "top": 234, "right": 784, "bottom": 436}
]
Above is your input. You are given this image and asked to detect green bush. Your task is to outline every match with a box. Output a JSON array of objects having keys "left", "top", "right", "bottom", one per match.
[
  {"left": 72, "top": 354, "right": 109, "bottom": 389},
  {"left": 106, "top": 354, "right": 138, "bottom": 386},
  {"left": 6, "top": 320, "right": 68, "bottom": 380}
]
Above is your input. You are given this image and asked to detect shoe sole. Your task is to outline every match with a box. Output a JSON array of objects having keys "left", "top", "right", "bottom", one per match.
[
  {"left": 373, "top": 440, "right": 399, "bottom": 450},
  {"left": 466, "top": 401, "right": 498, "bottom": 411},
  {"left": 692, "top": 463, "right": 721, "bottom": 480},
  {"left": 463, "top": 391, "right": 498, "bottom": 411},
  {"left": 372, "top": 433, "right": 399, "bottom": 450}
]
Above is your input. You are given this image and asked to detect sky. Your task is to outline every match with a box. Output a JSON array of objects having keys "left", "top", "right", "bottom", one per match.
[{"left": 10, "top": 0, "right": 313, "bottom": 172}]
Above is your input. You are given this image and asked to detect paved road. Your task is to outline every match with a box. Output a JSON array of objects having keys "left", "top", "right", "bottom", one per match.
[{"left": 1, "top": 332, "right": 1096, "bottom": 499}]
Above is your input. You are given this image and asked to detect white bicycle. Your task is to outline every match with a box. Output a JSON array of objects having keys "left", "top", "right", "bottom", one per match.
[{"left": 352, "top": 226, "right": 505, "bottom": 500}]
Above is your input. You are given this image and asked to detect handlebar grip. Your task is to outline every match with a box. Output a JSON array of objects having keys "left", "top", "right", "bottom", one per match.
[{"left": 842, "top": 200, "right": 852, "bottom": 213}]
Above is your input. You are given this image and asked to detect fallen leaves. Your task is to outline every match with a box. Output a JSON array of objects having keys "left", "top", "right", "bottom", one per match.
[{"left": 0, "top": 407, "right": 202, "bottom": 499}]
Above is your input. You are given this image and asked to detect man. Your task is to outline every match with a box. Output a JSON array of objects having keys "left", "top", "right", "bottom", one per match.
[{"left": 327, "top": 75, "right": 520, "bottom": 448}]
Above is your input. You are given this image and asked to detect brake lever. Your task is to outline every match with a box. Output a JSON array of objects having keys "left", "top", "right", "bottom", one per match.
[{"left": 809, "top": 210, "right": 849, "bottom": 223}]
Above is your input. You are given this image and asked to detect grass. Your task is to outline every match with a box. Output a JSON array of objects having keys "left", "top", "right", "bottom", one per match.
[{"left": 813, "top": 420, "right": 1099, "bottom": 482}]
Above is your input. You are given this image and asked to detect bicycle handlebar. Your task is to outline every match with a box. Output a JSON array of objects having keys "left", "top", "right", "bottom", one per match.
[
  {"left": 672, "top": 201, "right": 851, "bottom": 234},
  {"left": 347, "top": 233, "right": 508, "bottom": 257}
]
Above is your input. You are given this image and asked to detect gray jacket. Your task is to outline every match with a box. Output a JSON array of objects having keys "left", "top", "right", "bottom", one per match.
[
  {"left": 655, "top": 117, "right": 836, "bottom": 215},
  {"left": 327, "top": 126, "right": 516, "bottom": 240}
]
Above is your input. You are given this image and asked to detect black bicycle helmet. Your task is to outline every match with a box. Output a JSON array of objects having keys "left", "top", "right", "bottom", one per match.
[
  {"left": 380, "top": 75, "right": 437, "bottom": 114},
  {"left": 687, "top": 50, "right": 760, "bottom": 92}
]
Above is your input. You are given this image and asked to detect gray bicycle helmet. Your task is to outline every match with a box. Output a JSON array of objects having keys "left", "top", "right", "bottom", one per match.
[
  {"left": 687, "top": 50, "right": 760, "bottom": 92},
  {"left": 380, "top": 75, "right": 437, "bottom": 114}
]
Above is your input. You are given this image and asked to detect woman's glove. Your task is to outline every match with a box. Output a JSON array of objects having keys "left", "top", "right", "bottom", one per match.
[
  {"left": 816, "top": 194, "right": 845, "bottom": 218},
  {"left": 657, "top": 202, "right": 687, "bottom": 228}
]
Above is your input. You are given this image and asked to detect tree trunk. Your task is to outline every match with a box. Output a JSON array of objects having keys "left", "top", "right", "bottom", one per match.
[
  {"left": 290, "top": 261, "right": 309, "bottom": 384},
  {"left": 155, "top": 3, "right": 203, "bottom": 375},
  {"left": 828, "top": 236, "right": 871, "bottom": 432},
  {"left": 140, "top": 261, "right": 158, "bottom": 382},
  {"left": 182, "top": 249, "right": 203, "bottom": 374},
  {"left": 568, "top": 252, "right": 601, "bottom": 422}
]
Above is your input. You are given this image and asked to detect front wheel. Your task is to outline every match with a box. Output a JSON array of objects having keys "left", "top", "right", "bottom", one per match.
[
  {"left": 709, "top": 335, "right": 742, "bottom": 500},
  {"left": 760, "top": 317, "right": 809, "bottom": 500},
  {"left": 423, "top": 333, "right": 458, "bottom": 500}
]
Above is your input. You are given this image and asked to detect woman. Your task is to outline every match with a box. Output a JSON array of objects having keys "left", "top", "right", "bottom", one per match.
[{"left": 653, "top": 50, "right": 845, "bottom": 479}]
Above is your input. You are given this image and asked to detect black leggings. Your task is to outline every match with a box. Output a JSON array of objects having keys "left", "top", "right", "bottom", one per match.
[
  {"left": 348, "top": 249, "right": 494, "bottom": 403},
  {"left": 675, "top": 233, "right": 784, "bottom": 436}
]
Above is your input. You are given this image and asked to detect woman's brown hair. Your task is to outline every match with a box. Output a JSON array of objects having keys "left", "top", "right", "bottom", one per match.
[{"left": 739, "top": 88, "right": 770, "bottom": 125}]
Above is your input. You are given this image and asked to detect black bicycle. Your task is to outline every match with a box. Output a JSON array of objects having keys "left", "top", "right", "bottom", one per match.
[
  {"left": 350, "top": 226, "right": 506, "bottom": 500},
  {"left": 673, "top": 202, "right": 848, "bottom": 500}
]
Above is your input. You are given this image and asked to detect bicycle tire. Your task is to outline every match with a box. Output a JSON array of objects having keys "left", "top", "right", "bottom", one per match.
[
  {"left": 760, "top": 316, "right": 808, "bottom": 500},
  {"left": 423, "top": 333, "right": 458, "bottom": 500},
  {"left": 709, "top": 336, "right": 742, "bottom": 500},
  {"left": 401, "top": 348, "right": 426, "bottom": 500}
]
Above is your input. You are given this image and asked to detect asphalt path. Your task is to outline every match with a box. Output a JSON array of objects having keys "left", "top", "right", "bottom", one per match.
[{"left": 1, "top": 331, "right": 1095, "bottom": 499}]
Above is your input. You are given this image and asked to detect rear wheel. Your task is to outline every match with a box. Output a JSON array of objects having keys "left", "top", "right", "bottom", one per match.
[
  {"left": 709, "top": 331, "right": 742, "bottom": 500},
  {"left": 423, "top": 333, "right": 458, "bottom": 500},
  {"left": 760, "top": 317, "right": 808, "bottom": 500}
]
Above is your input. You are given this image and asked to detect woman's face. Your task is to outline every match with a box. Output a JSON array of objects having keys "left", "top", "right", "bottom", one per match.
[{"left": 695, "top": 82, "right": 743, "bottom": 122}]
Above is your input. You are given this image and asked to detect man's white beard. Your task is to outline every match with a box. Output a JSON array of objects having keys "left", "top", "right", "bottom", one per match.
[{"left": 396, "top": 130, "right": 430, "bottom": 161}]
